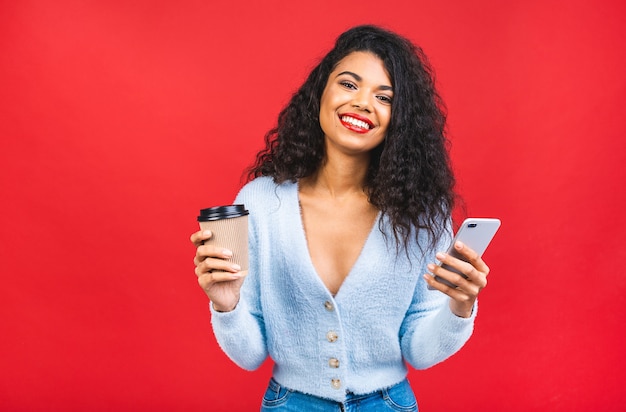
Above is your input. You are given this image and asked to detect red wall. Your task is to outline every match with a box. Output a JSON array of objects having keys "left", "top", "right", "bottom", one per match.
[{"left": 1, "top": 1, "right": 625, "bottom": 410}]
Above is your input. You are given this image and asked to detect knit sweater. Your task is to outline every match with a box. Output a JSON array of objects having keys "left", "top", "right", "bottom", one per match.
[{"left": 210, "top": 176, "right": 477, "bottom": 402}]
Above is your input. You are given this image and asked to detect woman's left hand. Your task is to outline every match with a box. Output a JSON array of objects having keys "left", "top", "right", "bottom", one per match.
[{"left": 423, "top": 241, "right": 490, "bottom": 318}]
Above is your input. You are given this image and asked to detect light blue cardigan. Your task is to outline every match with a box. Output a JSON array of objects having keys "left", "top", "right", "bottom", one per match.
[{"left": 210, "top": 177, "right": 476, "bottom": 402}]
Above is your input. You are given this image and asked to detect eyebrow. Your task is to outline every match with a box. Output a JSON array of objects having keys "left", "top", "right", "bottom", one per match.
[{"left": 336, "top": 71, "right": 393, "bottom": 91}]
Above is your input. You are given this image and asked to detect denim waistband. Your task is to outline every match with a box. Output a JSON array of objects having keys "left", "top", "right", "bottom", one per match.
[{"left": 262, "top": 377, "right": 418, "bottom": 411}]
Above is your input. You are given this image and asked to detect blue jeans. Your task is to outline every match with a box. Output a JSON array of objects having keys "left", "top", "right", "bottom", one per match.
[{"left": 260, "top": 377, "right": 418, "bottom": 411}]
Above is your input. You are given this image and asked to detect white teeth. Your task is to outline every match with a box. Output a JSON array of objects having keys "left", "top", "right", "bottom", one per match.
[{"left": 341, "top": 116, "right": 371, "bottom": 130}]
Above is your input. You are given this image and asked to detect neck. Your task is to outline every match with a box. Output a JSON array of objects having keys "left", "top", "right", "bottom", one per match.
[{"left": 304, "top": 151, "right": 370, "bottom": 199}]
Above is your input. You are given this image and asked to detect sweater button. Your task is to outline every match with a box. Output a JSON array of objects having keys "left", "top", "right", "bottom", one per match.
[
  {"left": 326, "top": 331, "right": 338, "bottom": 343},
  {"left": 324, "top": 301, "right": 334, "bottom": 311},
  {"left": 328, "top": 358, "right": 340, "bottom": 368},
  {"left": 331, "top": 378, "right": 341, "bottom": 389}
]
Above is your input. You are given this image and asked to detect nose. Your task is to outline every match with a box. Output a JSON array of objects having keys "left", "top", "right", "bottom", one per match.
[{"left": 351, "top": 90, "right": 372, "bottom": 112}]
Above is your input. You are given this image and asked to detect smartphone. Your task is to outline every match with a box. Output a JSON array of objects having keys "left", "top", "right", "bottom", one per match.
[{"left": 428, "top": 218, "right": 501, "bottom": 289}]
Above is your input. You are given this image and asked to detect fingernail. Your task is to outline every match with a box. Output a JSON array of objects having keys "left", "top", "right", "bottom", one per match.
[
  {"left": 223, "top": 249, "right": 233, "bottom": 257},
  {"left": 436, "top": 252, "right": 446, "bottom": 260},
  {"left": 231, "top": 264, "right": 241, "bottom": 271},
  {"left": 455, "top": 241, "right": 464, "bottom": 249},
  {"left": 203, "top": 230, "right": 212, "bottom": 237},
  {"left": 427, "top": 263, "right": 436, "bottom": 271}
]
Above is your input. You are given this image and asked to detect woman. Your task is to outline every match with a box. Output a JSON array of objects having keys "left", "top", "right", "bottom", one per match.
[{"left": 191, "top": 25, "right": 490, "bottom": 411}]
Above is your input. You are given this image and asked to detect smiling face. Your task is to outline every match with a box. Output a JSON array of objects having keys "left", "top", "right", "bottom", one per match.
[{"left": 319, "top": 51, "right": 393, "bottom": 158}]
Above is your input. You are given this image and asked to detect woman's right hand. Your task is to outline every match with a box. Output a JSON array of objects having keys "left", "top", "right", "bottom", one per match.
[{"left": 190, "top": 230, "right": 246, "bottom": 312}]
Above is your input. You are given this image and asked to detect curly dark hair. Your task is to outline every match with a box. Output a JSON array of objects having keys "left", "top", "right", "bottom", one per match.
[{"left": 248, "top": 25, "right": 456, "bottom": 251}]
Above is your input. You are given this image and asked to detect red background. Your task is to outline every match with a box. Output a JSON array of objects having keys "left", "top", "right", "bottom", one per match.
[{"left": 1, "top": 1, "right": 625, "bottom": 410}]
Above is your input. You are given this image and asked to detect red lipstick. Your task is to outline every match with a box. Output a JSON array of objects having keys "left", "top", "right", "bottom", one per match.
[{"left": 338, "top": 113, "right": 375, "bottom": 134}]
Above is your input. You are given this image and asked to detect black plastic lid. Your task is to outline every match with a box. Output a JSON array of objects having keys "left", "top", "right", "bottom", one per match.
[{"left": 197, "top": 204, "right": 249, "bottom": 221}]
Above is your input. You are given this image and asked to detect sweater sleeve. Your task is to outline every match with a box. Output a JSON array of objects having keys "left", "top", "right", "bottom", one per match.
[
  {"left": 209, "top": 187, "right": 268, "bottom": 370},
  {"left": 399, "top": 222, "right": 477, "bottom": 370}
]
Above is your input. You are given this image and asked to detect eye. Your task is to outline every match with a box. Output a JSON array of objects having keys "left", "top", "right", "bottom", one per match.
[
  {"left": 339, "top": 80, "right": 357, "bottom": 90},
  {"left": 376, "top": 94, "right": 393, "bottom": 104}
]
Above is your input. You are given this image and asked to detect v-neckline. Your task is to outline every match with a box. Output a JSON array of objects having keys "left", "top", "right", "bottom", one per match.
[{"left": 295, "top": 181, "right": 381, "bottom": 298}]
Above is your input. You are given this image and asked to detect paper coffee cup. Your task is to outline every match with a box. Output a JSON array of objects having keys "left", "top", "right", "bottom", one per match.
[{"left": 197, "top": 204, "right": 249, "bottom": 274}]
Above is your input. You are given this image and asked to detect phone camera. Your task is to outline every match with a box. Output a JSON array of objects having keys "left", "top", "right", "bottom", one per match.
[{"left": 468, "top": 223, "right": 478, "bottom": 228}]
